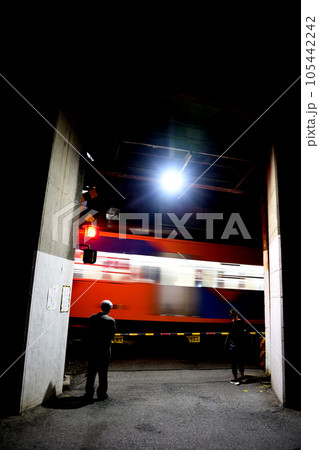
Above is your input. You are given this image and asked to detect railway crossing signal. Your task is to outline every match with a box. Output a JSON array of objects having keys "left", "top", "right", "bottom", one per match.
[{"left": 80, "top": 244, "right": 97, "bottom": 264}]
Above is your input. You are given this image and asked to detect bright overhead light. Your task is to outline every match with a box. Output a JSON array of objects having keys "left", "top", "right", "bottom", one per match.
[{"left": 160, "top": 170, "right": 184, "bottom": 193}]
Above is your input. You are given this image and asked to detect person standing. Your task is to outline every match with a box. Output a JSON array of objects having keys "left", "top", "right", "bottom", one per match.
[
  {"left": 225, "top": 308, "right": 247, "bottom": 385},
  {"left": 83, "top": 300, "right": 116, "bottom": 402}
]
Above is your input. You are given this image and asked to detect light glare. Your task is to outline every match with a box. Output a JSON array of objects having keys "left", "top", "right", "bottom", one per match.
[{"left": 160, "top": 170, "right": 183, "bottom": 193}]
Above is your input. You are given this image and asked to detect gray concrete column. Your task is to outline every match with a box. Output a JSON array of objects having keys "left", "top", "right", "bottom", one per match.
[
  {"left": 266, "top": 145, "right": 285, "bottom": 405},
  {"left": 260, "top": 196, "right": 270, "bottom": 376},
  {"left": 20, "top": 110, "right": 83, "bottom": 411}
]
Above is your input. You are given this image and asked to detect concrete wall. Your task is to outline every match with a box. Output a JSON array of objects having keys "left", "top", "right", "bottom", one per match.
[
  {"left": 266, "top": 146, "right": 285, "bottom": 405},
  {"left": 276, "top": 145, "right": 301, "bottom": 411},
  {"left": 20, "top": 111, "right": 83, "bottom": 411},
  {"left": 1, "top": 83, "right": 57, "bottom": 417}
]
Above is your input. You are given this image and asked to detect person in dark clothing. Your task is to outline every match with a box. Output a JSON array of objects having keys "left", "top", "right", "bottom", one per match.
[
  {"left": 83, "top": 300, "right": 116, "bottom": 402},
  {"left": 225, "top": 308, "right": 247, "bottom": 385}
]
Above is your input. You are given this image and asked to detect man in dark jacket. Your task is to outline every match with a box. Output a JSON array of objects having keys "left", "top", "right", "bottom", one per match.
[
  {"left": 225, "top": 308, "right": 247, "bottom": 385},
  {"left": 83, "top": 300, "right": 116, "bottom": 402}
]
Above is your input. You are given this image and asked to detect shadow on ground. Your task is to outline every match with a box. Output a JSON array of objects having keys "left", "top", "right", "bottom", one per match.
[{"left": 42, "top": 395, "right": 88, "bottom": 410}]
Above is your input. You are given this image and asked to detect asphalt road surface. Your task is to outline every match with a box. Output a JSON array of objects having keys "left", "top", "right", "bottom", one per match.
[{"left": 0, "top": 361, "right": 301, "bottom": 450}]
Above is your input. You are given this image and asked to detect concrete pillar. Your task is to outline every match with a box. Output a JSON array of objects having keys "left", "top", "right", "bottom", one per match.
[
  {"left": 260, "top": 197, "right": 270, "bottom": 376},
  {"left": 20, "top": 110, "right": 83, "bottom": 411},
  {"left": 266, "top": 146, "right": 285, "bottom": 404}
]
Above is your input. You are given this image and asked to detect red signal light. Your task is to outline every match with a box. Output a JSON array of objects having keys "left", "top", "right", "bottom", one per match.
[{"left": 83, "top": 224, "right": 99, "bottom": 239}]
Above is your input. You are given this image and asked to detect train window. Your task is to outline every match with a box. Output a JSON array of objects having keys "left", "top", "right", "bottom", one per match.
[
  {"left": 140, "top": 266, "right": 160, "bottom": 282},
  {"left": 157, "top": 285, "right": 200, "bottom": 317},
  {"left": 73, "top": 249, "right": 264, "bottom": 291}
]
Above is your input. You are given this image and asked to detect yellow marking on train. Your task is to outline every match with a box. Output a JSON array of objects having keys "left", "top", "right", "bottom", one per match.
[
  {"left": 145, "top": 333, "right": 154, "bottom": 336},
  {"left": 221, "top": 332, "right": 229, "bottom": 335},
  {"left": 192, "top": 332, "right": 200, "bottom": 335},
  {"left": 129, "top": 333, "right": 138, "bottom": 336},
  {"left": 177, "top": 333, "right": 185, "bottom": 336}
]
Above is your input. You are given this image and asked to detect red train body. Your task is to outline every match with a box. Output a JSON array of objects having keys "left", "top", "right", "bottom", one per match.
[{"left": 70, "top": 230, "right": 264, "bottom": 333}]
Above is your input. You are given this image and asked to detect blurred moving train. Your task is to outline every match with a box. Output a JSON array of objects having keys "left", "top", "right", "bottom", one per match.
[{"left": 69, "top": 228, "right": 265, "bottom": 334}]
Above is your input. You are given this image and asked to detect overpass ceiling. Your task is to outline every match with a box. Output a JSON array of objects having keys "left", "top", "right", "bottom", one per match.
[
  {"left": 66, "top": 70, "right": 298, "bottom": 208},
  {"left": 78, "top": 91, "right": 267, "bottom": 195}
]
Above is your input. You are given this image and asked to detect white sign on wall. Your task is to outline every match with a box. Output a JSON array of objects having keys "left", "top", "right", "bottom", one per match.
[{"left": 46, "top": 285, "right": 59, "bottom": 311}]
